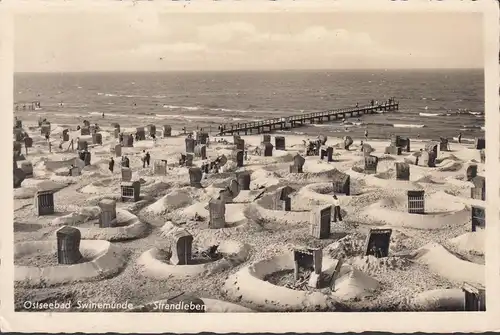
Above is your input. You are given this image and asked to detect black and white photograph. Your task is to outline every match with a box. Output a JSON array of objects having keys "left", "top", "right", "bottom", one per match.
[{"left": 5, "top": 1, "right": 497, "bottom": 327}]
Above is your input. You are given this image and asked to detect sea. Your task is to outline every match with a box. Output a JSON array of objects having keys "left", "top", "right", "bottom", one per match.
[{"left": 14, "top": 69, "right": 485, "bottom": 140}]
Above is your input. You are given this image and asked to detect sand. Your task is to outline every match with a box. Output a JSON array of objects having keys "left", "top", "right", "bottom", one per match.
[{"left": 13, "top": 120, "right": 485, "bottom": 311}]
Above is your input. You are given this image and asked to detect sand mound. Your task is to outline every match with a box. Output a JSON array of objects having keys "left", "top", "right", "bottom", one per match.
[
  {"left": 14, "top": 187, "right": 37, "bottom": 199},
  {"left": 174, "top": 202, "right": 247, "bottom": 225},
  {"left": 414, "top": 175, "right": 443, "bottom": 184},
  {"left": 325, "top": 234, "right": 366, "bottom": 259},
  {"left": 359, "top": 193, "right": 468, "bottom": 230},
  {"left": 15, "top": 240, "right": 127, "bottom": 287},
  {"left": 365, "top": 173, "right": 424, "bottom": 191},
  {"left": 51, "top": 206, "right": 101, "bottom": 226},
  {"left": 347, "top": 255, "right": 412, "bottom": 274},
  {"left": 41, "top": 157, "right": 76, "bottom": 172},
  {"left": 332, "top": 265, "right": 380, "bottom": 300},
  {"left": 159, "top": 221, "right": 181, "bottom": 237},
  {"left": 414, "top": 243, "right": 484, "bottom": 285},
  {"left": 244, "top": 202, "right": 309, "bottom": 226},
  {"left": 251, "top": 169, "right": 281, "bottom": 189},
  {"left": 36, "top": 180, "right": 68, "bottom": 192},
  {"left": 224, "top": 253, "right": 337, "bottom": 311},
  {"left": 449, "top": 230, "right": 485, "bottom": 255},
  {"left": 437, "top": 161, "right": 463, "bottom": 172},
  {"left": 411, "top": 289, "right": 464, "bottom": 311},
  {"left": 435, "top": 154, "right": 462, "bottom": 164},
  {"left": 79, "top": 178, "right": 116, "bottom": 194},
  {"left": 145, "top": 189, "right": 196, "bottom": 215},
  {"left": 137, "top": 240, "right": 251, "bottom": 279},
  {"left": 78, "top": 210, "right": 148, "bottom": 241}
]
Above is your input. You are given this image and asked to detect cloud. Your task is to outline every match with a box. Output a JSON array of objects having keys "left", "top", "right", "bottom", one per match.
[
  {"left": 195, "top": 22, "right": 380, "bottom": 56},
  {"left": 197, "top": 22, "right": 258, "bottom": 44}
]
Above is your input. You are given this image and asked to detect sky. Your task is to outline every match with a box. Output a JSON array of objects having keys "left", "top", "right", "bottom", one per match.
[{"left": 14, "top": 11, "right": 484, "bottom": 72}]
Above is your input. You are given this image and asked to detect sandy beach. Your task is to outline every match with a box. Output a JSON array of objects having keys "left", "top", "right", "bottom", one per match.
[{"left": 13, "top": 117, "right": 486, "bottom": 312}]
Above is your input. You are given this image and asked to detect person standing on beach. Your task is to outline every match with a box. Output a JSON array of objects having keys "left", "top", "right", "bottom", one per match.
[
  {"left": 458, "top": 132, "right": 462, "bottom": 144},
  {"left": 332, "top": 194, "right": 343, "bottom": 222},
  {"left": 145, "top": 152, "right": 151, "bottom": 167},
  {"left": 109, "top": 157, "right": 114, "bottom": 172},
  {"left": 142, "top": 150, "right": 147, "bottom": 168},
  {"left": 364, "top": 130, "right": 368, "bottom": 140},
  {"left": 102, "top": 112, "right": 105, "bottom": 118}
]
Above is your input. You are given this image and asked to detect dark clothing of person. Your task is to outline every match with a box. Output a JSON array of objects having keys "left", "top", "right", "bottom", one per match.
[
  {"left": 145, "top": 153, "right": 151, "bottom": 167},
  {"left": 109, "top": 159, "right": 114, "bottom": 172},
  {"left": 333, "top": 205, "right": 342, "bottom": 222}
]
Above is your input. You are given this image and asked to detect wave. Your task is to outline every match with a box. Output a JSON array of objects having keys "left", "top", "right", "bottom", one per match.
[
  {"left": 162, "top": 104, "right": 201, "bottom": 111},
  {"left": 97, "top": 92, "right": 151, "bottom": 99},
  {"left": 459, "top": 126, "right": 484, "bottom": 132},
  {"left": 154, "top": 113, "right": 244, "bottom": 122},
  {"left": 461, "top": 125, "right": 482, "bottom": 129},
  {"left": 393, "top": 124, "right": 426, "bottom": 128},
  {"left": 419, "top": 112, "right": 443, "bottom": 117}
]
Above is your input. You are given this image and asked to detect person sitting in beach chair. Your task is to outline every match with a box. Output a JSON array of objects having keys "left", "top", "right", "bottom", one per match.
[
  {"left": 121, "top": 156, "right": 130, "bottom": 168},
  {"left": 78, "top": 150, "right": 85, "bottom": 161},
  {"left": 179, "top": 154, "right": 186, "bottom": 166}
]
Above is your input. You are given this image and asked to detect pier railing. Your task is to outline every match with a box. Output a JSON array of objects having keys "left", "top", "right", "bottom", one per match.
[{"left": 218, "top": 101, "right": 399, "bottom": 135}]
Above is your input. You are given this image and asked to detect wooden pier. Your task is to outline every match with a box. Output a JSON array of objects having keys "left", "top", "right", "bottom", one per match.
[{"left": 218, "top": 101, "right": 399, "bottom": 136}]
